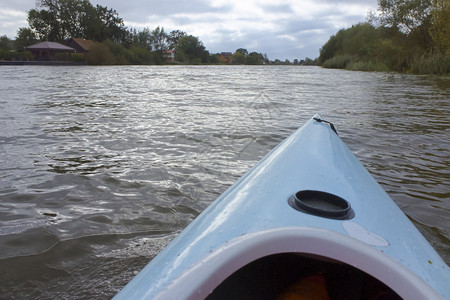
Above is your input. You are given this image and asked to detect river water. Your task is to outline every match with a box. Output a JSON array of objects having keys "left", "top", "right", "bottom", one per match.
[{"left": 0, "top": 65, "right": 448, "bottom": 299}]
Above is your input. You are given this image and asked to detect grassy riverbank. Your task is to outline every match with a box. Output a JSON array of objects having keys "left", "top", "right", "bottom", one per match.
[
  {"left": 319, "top": 23, "right": 449, "bottom": 75},
  {"left": 321, "top": 49, "right": 450, "bottom": 75},
  {"left": 318, "top": 0, "right": 450, "bottom": 75}
]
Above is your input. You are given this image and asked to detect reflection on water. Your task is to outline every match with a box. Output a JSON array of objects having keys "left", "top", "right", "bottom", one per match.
[{"left": 0, "top": 66, "right": 448, "bottom": 298}]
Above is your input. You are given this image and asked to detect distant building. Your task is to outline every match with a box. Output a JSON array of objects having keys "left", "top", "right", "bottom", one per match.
[
  {"left": 219, "top": 52, "right": 232, "bottom": 64},
  {"left": 25, "top": 41, "right": 75, "bottom": 61},
  {"left": 163, "top": 50, "right": 175, "bottom": 62},
  {"left": 66, "top": 38, "right": 96, "bottom": 53}
]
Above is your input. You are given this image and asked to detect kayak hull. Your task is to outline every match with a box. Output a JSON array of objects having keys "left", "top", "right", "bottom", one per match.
[{"left": 114, "top": 115, "right": 449, "bottom": 299}]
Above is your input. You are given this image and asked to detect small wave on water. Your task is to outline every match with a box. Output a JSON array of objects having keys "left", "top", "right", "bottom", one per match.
[{"left": 0, "top": 66, "right": 448, "bottom": 298}]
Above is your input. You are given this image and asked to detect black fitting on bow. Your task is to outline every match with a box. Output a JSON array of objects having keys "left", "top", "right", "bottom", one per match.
[{"left": 313, "top": 117, "right": 338, "bottom": 135}]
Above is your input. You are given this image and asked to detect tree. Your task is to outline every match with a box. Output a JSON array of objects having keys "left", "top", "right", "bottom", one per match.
[
  {"left": 303, "top": 57, "right": 316, "bottom": 65},
  {"left": 368, "top": 0, "right": 437, "bottom": 51},
  {"left": 372, "top": 0, "right": 433, "bottom": 34},
  {"left": 85, "top": 41, "right": 115, "bottom": 64},
  {"left": 319, "top": 32, "right": 341, "bottom": 64},
  {"left": 151, "top": 26, "right": 168, "bottom": 52},
  {"left": 130, "top": 27, "right": 185, "bottom": 53},
  {"left": 15, "top": 27, "right": 37, "bottom": 49},
  {"left": 319, "top": 0, "right": 448, "bottom": 73},
  {"left": 246, "top": 52, "right": 264, "bottom": 64},
  {"left": 175, "top": 35, "right": 206, "bottom": 63},
  {"left": 27, "top": 8, "right": 57, "bottom": 41},
  {"left": 231, "top": 51, "right": 245, "bottom": 64},
  {"left": 27, "top": 0, "right": 128, "bottom": 42},
  {"left": 0, "top": 35, "right": 11, "bottom": 60},
  {"left": 127, "top": 46, "right": 154, "bottom": 64},
  {"left": 91, "top": 4, "right": 128, "bottom": 44},
  {"left": 168, "top": 30, "right": 186, "bottom": 50},
  {"left": 132, "top": 27, "right": 152, "bottom": 50},
  {"left": 429, "top": 0, "right": 450, "bottom": 53},
  {"left": 0, "top": 35, "right": 11, "bottom": 50},
  {"left": 235, "top": 48, "right": 248, "bottom": 56}
]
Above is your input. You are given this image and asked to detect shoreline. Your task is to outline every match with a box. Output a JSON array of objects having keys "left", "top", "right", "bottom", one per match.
[{"left": 0, "top": 61, "right": 86, "bottom": 66}]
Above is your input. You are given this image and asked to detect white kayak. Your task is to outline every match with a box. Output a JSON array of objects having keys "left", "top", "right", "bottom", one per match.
[{"left": 114, "top": 115, "right": 449, "bottom": 299}]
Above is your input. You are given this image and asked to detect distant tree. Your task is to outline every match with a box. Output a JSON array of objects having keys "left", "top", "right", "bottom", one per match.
[
  {"left": 126, "top": 46, "right": 154, "bottom": 64},
  {"left": 319, "top": 32, "right": 340, "bottom": 64},
  {"left": 131, "top": 27, "right": 186, "bottom": 55},
  {"left": 15, "top": 27, "right": 37, "bottom": 49},
  {"left": 371, "top": 0, "right": 432, "bottom": 34},
  {"left": 0, "top": 35, "right": 11, "bottom": 50},
  {"left": 235, "top": 48, "right": 248, "bottom": 56},
  {"left": 151, "top": 26, "right": 168, "bottom": 52},
  {"left": 102, "top": 39, "right": 128, "bottom": 64},
  {"left": 0, "top": 50, "right": 11, "bottom": 60},
  {"left": 369, "top": 0, "right": 435, "bottom": 50},
  {"left": 132, "top": 27, "right": 152, "bottom": 50},
  {"left": 201, "top": 50, "right": 210, "bottom": 63},
  {"left": 0, "top": 35, "right": 12, "bottom": 60},
  {"left": 246, "top": 52, "right": 264, "bottom": 64},
  {"left": 168, "top": 30, "right": 186, "bottom": 50},
  {"left": 27, "top": 0, "right": 128, "bottom": 43},
  {"left": 85, "top": 41, "right": 115, "bottom": 64},
  {"left": 429, "top": 0, "right": 450, "bottom": 53},
  {"left": 209, "top": 53, "right": 220, "bottom": 64},
  {"left": 175, "top": 35, "right": 206, "bottom": 63},
  {"left": 303, "top": 57, "right": 316, "bottom": 65},
  {"left": 80, "top": 3, "right": 104, "bottom": 40},
  {"left": 94, "top": 4, "right": 129, "bottom": 44},
  {"left": 231, "top": 51, "right": 245, "bottom": 64},
  {"left": 27, "top": 8, "right": 55, "bottom": 41}
]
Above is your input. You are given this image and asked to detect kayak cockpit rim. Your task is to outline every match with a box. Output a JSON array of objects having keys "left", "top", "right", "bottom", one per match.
[{"left": 152, "top": 227, "right": 442, "bottom": 300}]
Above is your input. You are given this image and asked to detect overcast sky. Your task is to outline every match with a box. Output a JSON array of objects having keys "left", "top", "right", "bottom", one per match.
[{"left": 1, "top": 0, "right": 379, "bottom": 60}]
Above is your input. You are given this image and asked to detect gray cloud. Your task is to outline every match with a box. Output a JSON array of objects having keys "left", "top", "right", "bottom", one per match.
[
  {"left": 260, "top": 3, "right": 293, "bottom": 14},
  {"left": 94, "top": 0, "right": 228, "bottom": 23}
]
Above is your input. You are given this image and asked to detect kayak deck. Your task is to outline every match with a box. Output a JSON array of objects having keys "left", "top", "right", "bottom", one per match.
[
  {"left": 146, "top": 227, "right": 439, "bottom": 299},
  {"left": 114, "top": 115, "right": 449, "bottom": 300}
]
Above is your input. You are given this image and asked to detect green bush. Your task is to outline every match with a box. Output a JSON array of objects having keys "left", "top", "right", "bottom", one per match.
[
  {"left": 55, "top": 52, "right": 71, "bottom": 61},
  {"left": 71, "top": 53, "right": 85, "bottom": 62},
  {"left": 15, "top": 50, "right": 33, "bottom": 61},
  {"left": 0, "top": 49, "right": 11, "bottom": 60},
  {"left": 102, "top": 40, "right": 129, "bottom": 64},
  {"left": 347, "top": 60, "right": 390, "bottom": 72},
  {"left": 319, "top": 18, "right": 449, "bottom": 75},
  {"left": 126, "top": 46, "right": 154, "bottom": 64},
  {"left": 85, "top": 43, "right": 116, "bottom": 65},
  {"left": 322, "top": 54, "right": 354, "bottom": 69}
]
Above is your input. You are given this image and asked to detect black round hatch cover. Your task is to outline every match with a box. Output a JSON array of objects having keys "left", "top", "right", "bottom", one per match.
[{"left": 288, "top": 190, "right": 354, "bottom": 220}]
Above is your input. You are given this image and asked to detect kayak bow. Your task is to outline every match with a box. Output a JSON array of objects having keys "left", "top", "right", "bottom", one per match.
[{"left": 115, "top": 115, "right": 449, "bottom": 300}]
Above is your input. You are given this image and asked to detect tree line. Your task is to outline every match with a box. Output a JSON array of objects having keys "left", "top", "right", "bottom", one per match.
[
  {"left": 0, "top": 0, "right": 320, "bottom": 65},
  {"left": 1, "top": 0, "right": 279, "bottom": 65},
  {"left": 318, "top": 0, "right": 449, "bottom": 74}
]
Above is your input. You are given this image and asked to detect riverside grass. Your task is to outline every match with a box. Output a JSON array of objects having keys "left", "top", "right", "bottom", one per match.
[
  {"left": 322, "top": 52, "right": 449, "bottom": 75},
  {"left": 410, "top": 51, "right": 450, "bottom": 75}
]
